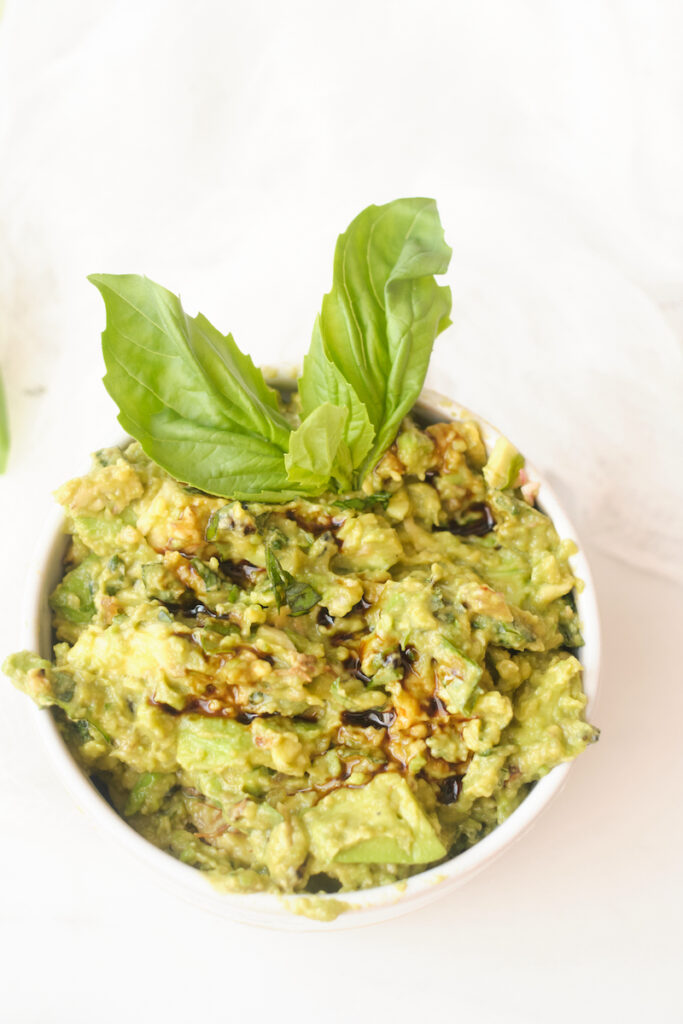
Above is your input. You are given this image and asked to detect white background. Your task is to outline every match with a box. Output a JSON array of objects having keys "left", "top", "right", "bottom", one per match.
[{"left": 1, "top": 2, "right": 682, "bottom": 1021}]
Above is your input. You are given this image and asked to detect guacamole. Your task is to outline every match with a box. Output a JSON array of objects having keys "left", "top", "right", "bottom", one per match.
[{"left": 4, "top": 413, "right": 598, "bottom": 898}]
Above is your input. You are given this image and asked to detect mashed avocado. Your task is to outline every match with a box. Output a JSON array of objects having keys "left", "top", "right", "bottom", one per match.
[{"left": 4, "top": 414, "right": 598, "bottom": 898}]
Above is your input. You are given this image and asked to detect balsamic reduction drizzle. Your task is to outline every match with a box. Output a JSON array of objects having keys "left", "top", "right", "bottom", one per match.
[
  {"left": 437, "top": 775, "right": 462, "bottom": 804},
  {"left": 218, "top": 559, "right": 263, "bottom": 587},
  {"left": 341, "top": 708, "right": 396, "bottom": 730},
  {"left": 434, "top": 501, "right": 495, "bottom": 537},
  {"left": 316, "top": 607, "right": 335, "bottom": 628}
]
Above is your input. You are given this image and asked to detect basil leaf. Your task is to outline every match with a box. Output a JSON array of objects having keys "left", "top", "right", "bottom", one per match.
[
  {"left": 299, "top": 325, "right": 375, "bottom": 470},
  {"left": 190, "top": 558, "right": 220, "bottom": 590},
  {"left": 184, "top": 311, "right": 291, "bottom": 447},
  {"left": 204, "top": 618, "right": 239, "bottom": 637},
  {"left": 285, "top": 580, "right": 321, "bottom": 617},
  {"left": 305, "top": 198, "right": 452, "bottom": 474},
  {"left": 265, "top": 545, "right": 290, "bottom": 609},
  {"left": 89, "top": 274, "right": 301, "bottom": 499},
  {"left": 90, "top": 274, "right": 289, "bottom": 443},
  {"left": 53, "top": 671, "right": 76, "bottom": 703},
  {"left": 333, "top": 491, "right": 392, "bottom": 511},
  {"left": 285, "top": 402, "right": 352, "bottom": 491},
  {"left": 195, "top": 627, "right": 236, "bottom": 655},
  {"left": 0, "top": 365, "right": 8, "bottom": 474},
  {"left": 266, "top": 546, "right": 320, "bottom": 615},
  {"left": 109, "top": 395, "right": 302, "bottom": 500},
  {"left": 88, "top": 200, "right": 451, "bottom": 501},
  {"left": 205, "top": 509, "right": 222, "bottom": 541},
  {"left": 73, "top": 720, "right": 93, "bottom": 744}
]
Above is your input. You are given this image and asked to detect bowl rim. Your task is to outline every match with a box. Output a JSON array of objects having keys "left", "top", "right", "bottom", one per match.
[{"left": 22, "top": 386, "right": 601, "bottom": 929}]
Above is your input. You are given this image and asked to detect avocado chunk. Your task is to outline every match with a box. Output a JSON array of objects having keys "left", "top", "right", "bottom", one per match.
[
  {"left": 49, "top": 555, "right": 99, "bottom": 625},
  {"left": 2, "top": 410, "right": 598, "bottom": 906},
  {"left": 142, "top": 562, "right": 185, "bottom": 603},
  {"left": 303, "top": 773, "right": 446, "bottom": 865},
  {"left": 125, "top": 772, "right": 176, "bottom": 816},
  {"left": 483, "top": 437, "right": 524, "bottom": 490},
  {"left": 177, "top": 716, "right": 252, "bottom": 773},
  {"left": 336, "top": 513, "right": 403, "bottom": 572},
  {"left": 436, "top": 637, "right": 483, "bottom": 713}
]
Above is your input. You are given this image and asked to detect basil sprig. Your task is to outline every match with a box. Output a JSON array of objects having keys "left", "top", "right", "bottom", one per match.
[
  {"left": 296, "top": 197, "right": 452, "bottom": 482},
  {"left": 90, "top": 198, "right": 452, "bottom": 499}
]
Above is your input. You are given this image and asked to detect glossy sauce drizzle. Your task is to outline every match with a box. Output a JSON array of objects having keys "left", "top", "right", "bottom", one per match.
[
  {"left": 341, "top": 708, "right": 396, "bottom": 729},
  {"left": 435, "top": 501, "right": 495, "bottom": 537}
]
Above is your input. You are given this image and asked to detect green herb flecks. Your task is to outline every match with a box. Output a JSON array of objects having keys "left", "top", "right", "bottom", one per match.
[
  {"left": 190, "top": 558, "right": 220, "bottom": 591},
  {"left": 333, "top": 491, "right": 392, "bottom": 512},
  {"left": 266, "top": 546, "right": 321, "bottom": 616}
]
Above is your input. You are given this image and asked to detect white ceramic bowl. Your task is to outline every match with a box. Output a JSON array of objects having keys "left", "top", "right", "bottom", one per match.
[{"left": 21, "top": 387, "right": 600, "bottom": 930}]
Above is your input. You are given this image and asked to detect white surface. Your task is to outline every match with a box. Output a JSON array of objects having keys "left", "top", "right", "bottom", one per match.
[{"left": 0, "top": 0, "right": 681, "bottom": 1020}]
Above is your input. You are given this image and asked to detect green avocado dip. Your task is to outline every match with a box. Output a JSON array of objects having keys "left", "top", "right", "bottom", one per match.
[
  {"left": 4, "top": 412, "right": 598, "bottom": 899},
  {"left": 3, "top": 198, "right": 600, "bottom": 913}
]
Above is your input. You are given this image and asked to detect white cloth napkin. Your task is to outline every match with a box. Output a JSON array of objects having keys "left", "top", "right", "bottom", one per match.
[{"left": 1, "top": 0, "right": 681, "bottom": 583}]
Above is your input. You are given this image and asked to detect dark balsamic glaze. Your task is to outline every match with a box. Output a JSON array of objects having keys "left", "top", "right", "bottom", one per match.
[
  {"left": 426, "top": 695, "right": 448, "bottom": 717},
  {"left": 330, "top": 632, "right": 358, "bottom": 647},
  {"left": 163, "top": 597, "right": 233, "bottom": 621},
  {"left": 238, "top": 708, "right": 320, "bottom": 726},
  {"left": 188, "top": 697, "right": 233, "bottom": 717},
  {"left": 285, "top": 509, "right": 340, "bottom": 537},
  {"left": 149, "top": 695, "right": 236, "bottom": 718},
  {"left": 400, "top": 645, "right": 418, "bottom": 676},
  {"left": 235, "top": 710, "right": 268, "bottom": 725},
  {"left": 382, "top": 651, "right": 404, "bottom": 672},
  {"left": 218, "top": 559, "right": 263, "bottom": 587},
  {"left": 375, "top": 646, "right": 416, "bottom": 679},
  {"left": 316, "top": 607, "right": 335, "bottom": 628},
  {"left": 234, "top": 644, "right": 274, "bottom": 665},
  {"left": 341, "top": 708, "right": 396, "bottom": 730},
  {"left": 434, "top": 501, "right": 495, "bottom": 537},
  {"left": 437, "top": 775, "right": 462, "bottom": 804},
  {"left": 148, "top": 697, "right": 182, "bottom": 716},
  {"left": 150, "top": 695, "right": 319, "bottom": 726},
  {"left": 347, "top": 657, "right": 374, "bottom": 685}
]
